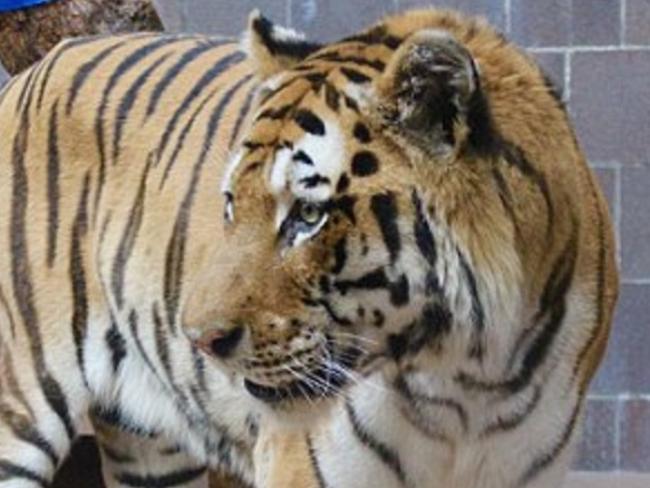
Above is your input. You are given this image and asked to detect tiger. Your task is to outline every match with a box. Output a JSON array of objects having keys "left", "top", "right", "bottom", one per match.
[
  {"left": 0, "top": 6, "right": 617, "bottom": 488},
  {"left": 181, "top": 7, "right": 619, "bottom": 488}
]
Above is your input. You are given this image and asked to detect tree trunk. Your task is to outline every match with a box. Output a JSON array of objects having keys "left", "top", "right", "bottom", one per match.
[{"left": 0, "top": 0, "right": 163, "bottom": 75}]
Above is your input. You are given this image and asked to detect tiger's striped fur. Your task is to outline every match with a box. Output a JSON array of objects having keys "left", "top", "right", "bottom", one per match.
[
  {"left": 183, "top": 9, "right": 619, "bottom": 488},
  {"left": 0, "top": 7, "right": 618, "bottom": 488},
  {"left": 0, "top": 33, "right": 262, "bottom": 487}
]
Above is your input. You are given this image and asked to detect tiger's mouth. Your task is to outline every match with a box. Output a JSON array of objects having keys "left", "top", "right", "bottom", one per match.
[
  {"left": 243, "top": 341, "right": 365, "bottom": 404},
  {"left": 243, "top": 364, "right": 348, "bottom": 404}
]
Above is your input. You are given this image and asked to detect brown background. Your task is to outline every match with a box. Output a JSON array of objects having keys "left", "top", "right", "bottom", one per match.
[{"left": 1, "top": 0, "right": 647, "bottom": 477}]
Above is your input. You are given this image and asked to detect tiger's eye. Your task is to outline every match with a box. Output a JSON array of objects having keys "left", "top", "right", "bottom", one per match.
[{"left": 299, "top": 202, "right": 322, "bottom": 224}]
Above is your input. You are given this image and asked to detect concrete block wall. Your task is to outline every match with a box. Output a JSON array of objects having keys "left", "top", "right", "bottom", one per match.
[{"left": 1, "top": 0, "right": 647, "bottom": 474}]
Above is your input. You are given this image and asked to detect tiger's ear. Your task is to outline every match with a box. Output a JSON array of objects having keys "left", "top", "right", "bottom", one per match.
[
  {"left": 375, "top": 29, "right": 486, "bottom": 157},
  {"left": 243, "top": 10, "right": 323, "bottom": 79}
]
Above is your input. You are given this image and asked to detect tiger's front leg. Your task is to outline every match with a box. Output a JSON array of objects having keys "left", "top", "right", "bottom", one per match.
[
  {"left": 0, "top": 343, "right": 89, "bottom": 487},
  {"left": 92, "top": 415, "right": 209, "bottom": 488}
]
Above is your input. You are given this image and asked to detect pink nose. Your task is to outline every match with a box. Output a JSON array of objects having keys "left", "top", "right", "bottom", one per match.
[{"left": 194, "top": 326, "right": 244, "bottom": 358}]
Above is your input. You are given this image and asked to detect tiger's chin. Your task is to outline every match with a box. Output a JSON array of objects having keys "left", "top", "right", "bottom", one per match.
[{"left": 242, "top": 366, "right": 348, "bottom": 428}]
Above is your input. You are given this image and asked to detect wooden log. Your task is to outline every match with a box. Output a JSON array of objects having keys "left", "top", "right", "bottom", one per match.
[{"left": 0, "top": 0, "right": 163, "bottom": 75}]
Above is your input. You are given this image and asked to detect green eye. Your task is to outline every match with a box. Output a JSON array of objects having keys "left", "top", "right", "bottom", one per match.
[{"left": 299, "top": 201, "right": 322, "bottom": 224}]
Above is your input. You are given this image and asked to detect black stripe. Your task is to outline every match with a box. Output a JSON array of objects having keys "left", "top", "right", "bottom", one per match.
[
  {"left": 317, "top": 299, "right": 352, "bottom": 326},
  {"left": 336, "top": 173, "right": 350, "bottom": 193},
  {"left": 92, "top": 404, "right": 157, "bottom": 438},
  {"left": 389, "top": 274, "right": 409, "bottom": 306},
  {"left": 190, "top": 355, "right": 208, "bottom": 398},
  {"left": 310, "top": 52, "right": 385, "bottom": 71},
  {"left": 242, "top": 140, "right": 265, "bottom": 152},
  {"left": 389, "top": 327, "right": 415, "bottom": 360},
  {"left": 306, "top": 72, "right": 327, "bottom": 92},
  {"left": 294, "top": 109, "right": 325, "bottom": 135},
  {"left": 0, "top": 459, "right": 47, "bottom": 486},
  {"left": 93, "top": 37, "right": 184, "bottom": 217},
  {"left": 38, "top": 36, "right": 111, "bottom": 111},
  {"left": 111, "top": 158, "right": 150, "bottom": 308},
  {"left": 411, "top": 191, "right": 436, "bottom": 266},
  {"left": 256, "top": 103, "right": 293, "bottom": 122},
  {"left": 161, "top": 75, "right": 253, "bottom": 188},
  {"left": 299, "top": 174, "right": 330, "bottom": 188},
  {"left": 386, "top": 301, "right": 452, "bottom": 360},
  {"left": 464, "top": 67, "right": 497, "bottom": 156},
  {"left": 292, "top": 150, "right": 314, "bottom": 166},
  {"left": 159, "top": 86, "right": 220, "bottom": 188},
  {"left": 152, "top": 303, "right": 190, "bottom": 407},
  {"left": 519, "top": 397, "right": 581, "bottom": 484},
  {"left": 419, "top": 302, "right": 452, "bottom": 347},
  {"left": 501, "top": 143, "right": 553, "bottom": 236},
  {"left": 0, "top": 347, "right": 34, "bottom": 417},
  {"left": 128, "top": 310, "right": 160, "bottom": 379},
  {"left": 335, "top": 268, "right": 388, "bottom": 294},
  {"left": 481, "top": 385, "right": 541, "bottom": 436},
  {"left": 66, "top": 39, "right": 130, "bottom": 114},
  {"left": 105, "top": 319, "right": 127, "bottom": 373},
  {"left": 341, "top": 25, "right": 402, "bottom": 50},
  {"left": 97, "top": 36, "right": 184, "bottom": 143},
  {"left": 153, "top": 305, "right": 172, "bottom": 379},
  {"left": 146, "top": 39, "right": 231, "bottom": 118},
  {"left": 344, "top": 94, "right": 360, "bottom": 112},
  {"left": 17, "top": 54, "right": 49, "bottom": 116},
  {"left": 0, "top": 401, "right": 59, "bottom": 466},
  {"left": 116, "top": 466, "right": 207, "bottom": 488},
  {"left": 155, "top": 50, "right": 245, "bottom": 161},
  {"left": 370, "top": 192, "right": 401, "bottom": 262},
  {"left": 46, "top": 100, "right": 61, "bottom": 267},
  {"left": 330, "top": 195, "right": 357, "bottom": 224},
  {"left": 164, "top": 221, "right": 186, "bottom": 333},
  {"left": 331, "top": 237, "right": 347, "bottom": 274},
  {"left": 306, "top": 435, "right": 328, "bottom": 488},
  {"left": 158, "top": 445, "right": 183, "bottom": 456},
  {"left": 491, "top": 166, "right": 519, "bottom": 235},
  {"left": 15, "top": 67, "right": 37, "bottom": 114},
  {"left": 571, "top": 172, "right": 609, "bottom": 383},
  {"left": 130, "top": 308, "right": 193, "bottom": 428},
  {"left": 457, "top": 224, "right": 578, "bottom": 393},
  {"left": 163, "top": 72, "right": 249, "bottom": 329},
  {"left": 257, "top": 74, "right": 304, "bottom": 106},
  {"left": 394, "top": 375, "right": 467, "bottom": 432},
  {"left": 340, "top": 66, "right": 371, "bottom": 83},
  {"left": 112, "top": 52, "right": 173, "bottom": 163},
  {"left": 324, "top": 82, "right": 340, "bottom": 112},
  {"left": 11, "top": 111, "right": 75, "bottom": 441},
  {"left": 100, "top": 444, "right": 136, "bottom": 464},
  {"left": 0, "top": 285, "right": 17, "bottom": 338},
  {"left": 457, "top": 249, "right": 485, "bottom": 359},
  {"left": 345, "top": 400, "right": 406, "bottom": 484},
  {"left": 70, "top": 173, "right": 92, "bottom": 384},
  {"left": 41, "top": 375, "right": 76, "bottom": 440},
  {"left": 228, "top": 82, "right": 258, "bottom": 149}
]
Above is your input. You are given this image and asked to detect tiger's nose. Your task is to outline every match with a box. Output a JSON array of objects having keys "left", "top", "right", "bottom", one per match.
[{"left": 195, "top": 325, "right": 245, "bottom": 359}]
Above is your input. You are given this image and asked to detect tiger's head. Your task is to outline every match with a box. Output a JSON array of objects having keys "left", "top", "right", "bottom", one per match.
[{"left": 183, "top": 9, "right": 523, "bottom": 415}]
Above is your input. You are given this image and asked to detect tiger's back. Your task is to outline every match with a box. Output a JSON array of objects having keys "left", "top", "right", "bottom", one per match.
[{"left": 0, "top": 33, "right": 260, "bottom": 487}]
